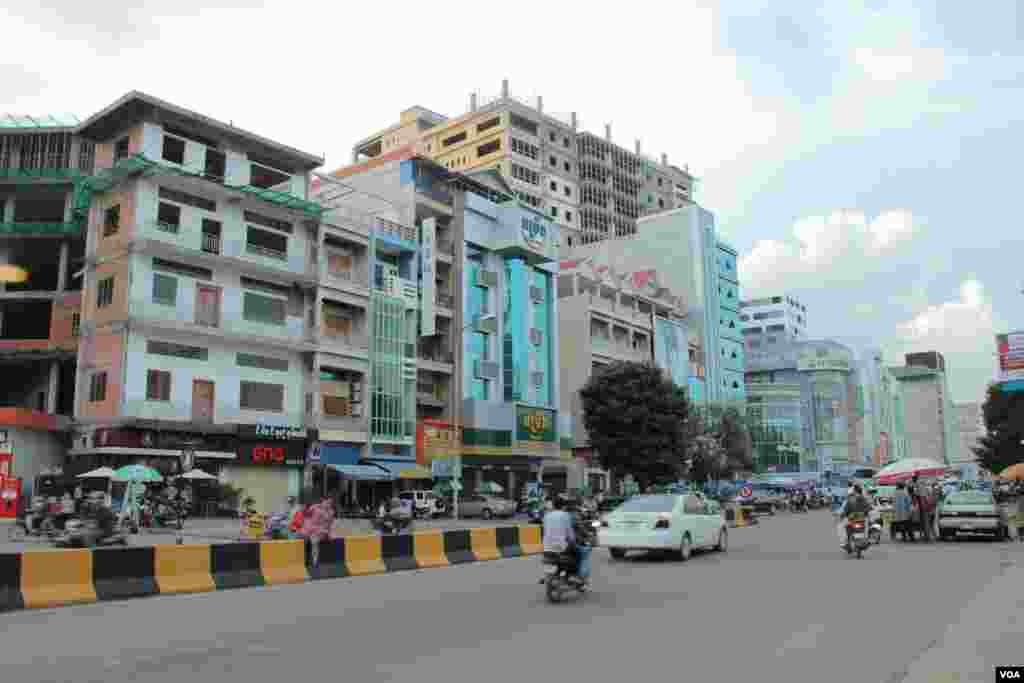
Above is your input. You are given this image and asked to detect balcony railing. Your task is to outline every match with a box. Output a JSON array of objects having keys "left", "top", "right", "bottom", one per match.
[
  {"left": 435, "top": 292, "right": 454, "bottom": 309},
  {"left": 321, "top": 330, "right": 369, "bottom": 349},
  {"left": 418, "top": 346, "right": 454, "bottom": 365},
  {"left": 201, "top": 232, "right": 221, "bottom": 255},
  {"left": 246, "top": 243, "right": 287, "bottom": 261},
  {"left": 376, "top": 217, "right": 417, "bottom": 243}
]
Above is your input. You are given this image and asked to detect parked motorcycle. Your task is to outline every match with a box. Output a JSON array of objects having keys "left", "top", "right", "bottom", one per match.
[
  {"left": 8, "top": 498, "right": 59, "bottom": 541},
  {"left": 141, "top": 495, "right": 185, "bottom": 530},
  {"left": 57, "top": 499, "right": 129, "bottom": 548}
]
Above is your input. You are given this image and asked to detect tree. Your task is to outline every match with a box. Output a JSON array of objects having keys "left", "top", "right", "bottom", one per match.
[
  {"left": 974, "top": 384, "right": 1024, "bottom": 475},
  {"left": 579, "top": 361, "right": 691, "bottom": 491},
  {"left": 719, "top": 407, "right": 754, "bottom": 475},
  {"left": 683, "top": 404, "right": 753, "bottom": 483}
]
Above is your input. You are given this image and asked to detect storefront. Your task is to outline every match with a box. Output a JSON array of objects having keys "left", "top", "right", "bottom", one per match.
[
  {"left": 67, "top": 427, "right": 237, "bottom": 478},
  {"left": 225, "top": 426, "right": 306, "bottom": 513},
  {"left": 312, "top": 437, "right": 393, "bottom": 510}
]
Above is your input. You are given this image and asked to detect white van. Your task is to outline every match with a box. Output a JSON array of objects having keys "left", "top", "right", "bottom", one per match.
[{"left": 398, "top": 490, "right": 441, "bottom": 517}]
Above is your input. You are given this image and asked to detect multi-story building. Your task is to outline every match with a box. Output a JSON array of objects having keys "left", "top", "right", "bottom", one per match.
[
  {"left": 890, "top": 351, "right": 955, "bottom": 465},
  {"left": 349, "top": 79, "right": 696, "bottom": 255},
  {"left": 745, "top": 340, "right": 863, "bottom": 475},
  {"left": 953, "top": 401, "right": 984, "bottom": 479},
  {"left": 67, "top": 92, "right": 325, "bottom": 512},
  {"left": 854, "top": 349, "right": 909, "bottom": 468},
  {"left": 0, "top": 114, "right": 93, "bottom": 493},
  {"left": 567, "top": 205, "right": 742, "bottom": 408},
  {"left": 740, "top": 293, "right": 807, "bottom": 351},
  {"left": 321, "top": 151, "right": 562, "bottom": 497},
  {"left": 556, "top": 257, "right": 684, "bottom": 492}
]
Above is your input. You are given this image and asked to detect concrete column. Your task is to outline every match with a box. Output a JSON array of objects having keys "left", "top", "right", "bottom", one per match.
[
  {"left": 470, "top": 93, "right": 478, "bottom": 112},
  {"left": 501, "top": 79, "right": 510, "bottom": 99},
  {"left": 57, "top": 241, "right": 69, "bottom": 292},
  {"left": 571, "top": 112, "right": 578, "bottom": 132},
  {"left": 635, "top": 139, "right": 641, "bottom": 155},
  {"left": 46, "top": 360, "right": 59, "bottom": 414},
  {"left": 605, "top": 124, "right": 612, "bottom": 142},
  {"left": 661, "top": 153, "right": 668, "bottom": 166},
  {"left": 537, "top": 96, "right": 543, "bottom": 113}
]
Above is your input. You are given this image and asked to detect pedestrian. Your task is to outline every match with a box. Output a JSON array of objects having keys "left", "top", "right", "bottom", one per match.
[
  {"left": 893, "top": 483, "right": 913, "bottom": 542},
  {"left": 912, "top": 475, "right": 934, "bottom": 543}
]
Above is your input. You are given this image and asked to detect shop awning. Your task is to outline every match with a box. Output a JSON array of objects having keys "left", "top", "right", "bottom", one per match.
[
  {"left": 327, "top": 464, "right": 394, "bottom": 481},
  {"left": 372, "top": 461, "right": 432, "bottom": 480}
]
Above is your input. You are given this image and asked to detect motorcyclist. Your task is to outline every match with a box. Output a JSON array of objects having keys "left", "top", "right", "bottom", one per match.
[
  {"left": 542, "top": 497, "right": 591, "bottom": 589},
  {"left": 86, "top": 491, "right": 116, "bottom": 537},
  {"left": 836, "top": 484, "right": 871, "bottom": 548}
]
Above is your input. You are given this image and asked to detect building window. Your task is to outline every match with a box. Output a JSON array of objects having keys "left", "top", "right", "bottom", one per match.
[
  {"left": 71, "top": 312, "right": 80, "bottom": 336},
  {"left": 147, "top": 340, "right": 208, "bottom": 360},
  {"left": 146, "top": 369, "right": 171, "bottom": 401},
  {"left": 240, "top": 381, "right": 284, "bottom": 412},
  {"left": 510, "top": 138, "right": 539, "bottom": 160},
  {"left": 658, "top": 198, "right": 665, "bottom": 209},
  {"left": 97, "top": 277, "right": 114, "bottom": 308},
  {"left": 563, "top": 137, "right": 570, "bottom": 148},
  {"left": 243, "top": 291, "right": 287, "bottom": 326},
  {"left": 550, "top": 155, "right": 557, "bottom": 167},
  {"left": 566, "top": 211, "right": 573, "bottom": 223},
  {"left": 510, "top": 114, "right": 538, "bottom": 136},
  {"left": 244, "top": 210, "right": 292, "bottom": 234},
  {"left": 549, "top": 132, "right": 556, "bottom": 142},
  {"left": 152, "top": 273, "right": 177, "bottom": 306},
  {"left": 114, "top": 137, "right": 130, "bottom": 161},
  {"left": 89, "top": 372, "right": 107, "bottom": 402},
  {"left": 246, "top": 226, "right": 288, "bottom": 260},
  {"left": 162, "top": 135, "right": 185, "bottom": 164},
  {"left": 550, "top": 206, "right": 559, "bottom": 218},
  {"left": 550, "top": 180, "right": 557, "bottom": 192},
  {"left": 237, "top": 353, "right": 289, "bottom": 372},
  {"left": 156, "top": 187, "right": 217, "bottom": 213},
  {"left": 564, "top": 186, "right": 571, "bottom": 198},
  {"left": 103, "top": 205, "right": 120, "bottom": 236},
  {"left": 157, "top": 202, "right": 181, "bottom": 233},
  {"left": 477, "top": 117, "right": 500, "bottom": 133},
  {"left": 477, "top": 139, "right": 501, "bottom": 157},
  {"left": 511, "top": 163, "right": 540, "bottom": 186},
  {"left": 249, "top": 158, "right": 291, "bottom": 190},
  {"left": 564, "top": 161, "right": 571, "bottom": 173},
  {"left": 443, "top": 131, "right": 467, "bottom": 147}
]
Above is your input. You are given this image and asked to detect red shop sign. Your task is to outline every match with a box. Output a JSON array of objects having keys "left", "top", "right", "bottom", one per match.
[{"left": 238, "top": 441, "right": 304, "bottom": 466}]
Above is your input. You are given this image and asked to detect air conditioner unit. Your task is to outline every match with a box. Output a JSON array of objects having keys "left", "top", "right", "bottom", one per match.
[
  {"left": 475, "top": 360, "right": 500, "bottom": 380},
  {"left": 475, "top": 315, "right": 498, "bottom": 335},
  {"left": 476, "top": 269, "right": 498, "bottom": 288},
  {"left": 529, "top": 328, "right": 543, "bottom": 346},
  {"left": 529, "top": 285, "right": 545, "bottom": 303},
  {"left": 531, "top": 371, "right": 545, "bottom": 386}
]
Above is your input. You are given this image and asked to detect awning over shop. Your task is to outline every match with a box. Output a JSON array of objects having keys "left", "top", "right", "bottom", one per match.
[
  {"left": 371, "top": 461, "right": 432, "bottom": 480},
  {"left": 327, "top": 464, "right": 394, "bottom": 481}
]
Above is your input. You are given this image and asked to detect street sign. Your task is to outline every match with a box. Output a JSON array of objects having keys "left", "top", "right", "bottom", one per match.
[
  {"left": 307, "top": 441, "right": 321, "bottom": 465},
  {"left": 740, "top": 486, "right": 753, "bottom": 498}
]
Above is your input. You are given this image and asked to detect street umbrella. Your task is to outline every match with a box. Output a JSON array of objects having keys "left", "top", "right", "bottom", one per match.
[
  {"left": 76, "top": 467, "right": 125, "bottom": 481},
  {"left": 875, "top": 458, "right": 946, "bottom": 484},
  {"left": 996, "top": 463, "right": 1024, "bottom": 481},
  {"left": 477, "top": 481, "right": 504, "bottom": 495},
  {"left": 179, "top": 469, "right": 217, "bottom": 481},
  {"left": 114, "top": 464, "right": 164, "bottom": 483}
]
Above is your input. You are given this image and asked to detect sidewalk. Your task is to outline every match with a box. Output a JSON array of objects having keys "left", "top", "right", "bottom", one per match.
[{"left": 900, "top": 559, "right": 1024, "bottom": 682}]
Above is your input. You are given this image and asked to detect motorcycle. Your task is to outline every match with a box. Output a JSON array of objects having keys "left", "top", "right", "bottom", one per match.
[
  {"left": 539, "top": 550, "right": 587, "bottom": 603},
  {"left": 57, "top": 511, "right": 129, "bottom": 548},
  {"left": 371, "top": 514, "right": 413, "bottom": 535},
  {"left": 141, "top": 496, "right": 185, "bottom": 530},
  {"left": 8, "top": 498, "right": 60, "bottom": 541},
  {"left": 868, "top": 519, "right": 883, "bottom": 545},
  {"left": 844, "top": 516, "right": 871, "bottom": 558}
]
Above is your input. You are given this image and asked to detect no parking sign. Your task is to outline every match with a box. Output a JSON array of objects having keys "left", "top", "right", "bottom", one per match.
[{"left": 740, "top": 486, "right": 753, "bottom": 498}]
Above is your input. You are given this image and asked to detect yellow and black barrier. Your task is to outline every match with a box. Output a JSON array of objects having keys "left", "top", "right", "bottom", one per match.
[{"left": 0, "top": 525, "right": 543, "bottom": 614}]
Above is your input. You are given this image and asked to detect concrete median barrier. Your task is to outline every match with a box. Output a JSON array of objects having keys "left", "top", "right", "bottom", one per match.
[
  {"left": 259, "top": 540, "right": 307, "bottom": 586},
  {"left": 0, "top": 525, "right": 542, "bottom": 614}
]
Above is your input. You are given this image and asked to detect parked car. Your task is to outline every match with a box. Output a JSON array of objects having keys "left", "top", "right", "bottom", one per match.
[
  {"left": 398, "top": 491, "right": 442, "bottom": 518},
  {"left": 938, "top": 489, "right": 1008, "bottom": 540},
  {"left": 459, "top": 494, "right": 516, "bottom": 519},
  {"left": 597, "top": 493, "right": 728, "bottom": 560},
  {"left": 735, "top": 483, "right": 786, "bottom": 515}
]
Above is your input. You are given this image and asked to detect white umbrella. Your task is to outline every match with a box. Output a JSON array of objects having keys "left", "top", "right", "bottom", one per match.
[
  {"left": 876, "top": 458, "right": 946, "bottom": 484},
  {"left": 179, "top": 469, "right": 217, "bottom": 481},
  {"left": 77, "top": 467, "right": 126, "bottom": 481}
]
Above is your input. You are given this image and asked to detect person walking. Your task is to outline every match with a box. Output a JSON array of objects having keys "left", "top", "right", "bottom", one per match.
[
  {"left": 912, "top": 476, "right": 934, "bottom": 543},
  {"left": 893, "top": 483, "right": 913, "bottom": 542}
]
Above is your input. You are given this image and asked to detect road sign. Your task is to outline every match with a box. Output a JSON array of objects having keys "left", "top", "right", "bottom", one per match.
[
  {"left": 306, "top": 441, "right": 321, "bottom": 465},
  {"left": 740, "top": 486, "right": 753, "bottom": 498}
]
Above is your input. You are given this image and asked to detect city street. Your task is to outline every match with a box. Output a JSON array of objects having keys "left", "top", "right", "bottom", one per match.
[{"left": 2, "top": 510, "right": 1022, "bottom": 683}]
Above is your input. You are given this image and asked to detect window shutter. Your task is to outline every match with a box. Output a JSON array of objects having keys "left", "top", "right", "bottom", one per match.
[{"left": 153, "top": 274, "right": 177, "bottom": 305}]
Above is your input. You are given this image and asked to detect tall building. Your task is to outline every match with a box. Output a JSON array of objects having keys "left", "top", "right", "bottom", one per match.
[
  {"left": 952, "top": 402, "right": 984, "bottom": 478},
  {"left": 0, "top": 114, "right": 93, "bottom": 492},
  {"left": 745, "top": 340, "right": 863, "bottom": 475},
  {"left": 567, "top": 205, "right": 742, "bottom": 408},
  {"left": 890, "top": 351, "right": 955, "bottom": 465},
  {"left": 320, "top": 152, "right": 562, "bottom": 497},
  {"left": 349, "top": 79, "right": 696, "bottom": 254},
  {"left": 856, "top": 349, "right": 909, "bottom": 468},
  {"left": 556, "top": 257, "right": 688, "bottom": 492},
  {"left": 740, "top": 294, "right": 807, "bottom": 351},
  {"left": 67, "top": 91, "right": 326, "bottom": 512}
]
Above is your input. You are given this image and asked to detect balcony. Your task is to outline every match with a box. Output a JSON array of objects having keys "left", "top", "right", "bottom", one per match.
[
  {"left": 375, "top": 276, "right": 419, "bottom": 308},
  {"left": 435, "top": 291, "right": 454, "bottom": 310},
  {"left": 201, "top": 232, "right": 221, "bottom": 255},
  {"left": 416, "top": 385, "right": 449, "bottom": 408},
  {"left": 320, "top": 330, "right": 369, "bottom": 354},
  {"left": 436, "top": 238, "right": 454, "bottom": 262},
  {"left": 376, "top": 217, "right": 417, "bottom": 244},
  {"left": 246, "top": 242, "right": 287, "bottom": 262}
]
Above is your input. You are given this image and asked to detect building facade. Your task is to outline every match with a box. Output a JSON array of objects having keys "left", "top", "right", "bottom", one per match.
[
  {"left": 740, "top": 293, "right": 807, "bottom": 350},
  {"left": 556, "top": 258, "right": 684, "bottom": 492},
  {"left": 952, "top": 401, "right": 984, "bottom": 478},
  {"left": 891, "top": 351, "right": 955, "bottom": 466},
  {"left": 350, "top": 79, "right": 696, "bottom": 255}
]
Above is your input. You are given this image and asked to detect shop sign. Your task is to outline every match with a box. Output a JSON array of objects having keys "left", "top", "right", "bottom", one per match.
[
  {"left": 237, "top": 440, "right": 305, "bottom": 467},
  {"left": 515, "top": 406, "right": 556, "bottom": 446},
  {"left": 420, "top": 217, "right": 436, "bottom": 337},
  {"left": 797, "top": 351, "right": 851, "bottom": 373},
  {"left": 240, "top": 424, "right": 306, "bottom": 441},
  {"left": 521, "top": 216, "right": 547, "bottom": 252}
]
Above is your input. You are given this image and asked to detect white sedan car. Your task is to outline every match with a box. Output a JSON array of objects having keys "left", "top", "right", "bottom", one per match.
[{"left": 597, "top": 493, "right": 728, "bottom": 560}]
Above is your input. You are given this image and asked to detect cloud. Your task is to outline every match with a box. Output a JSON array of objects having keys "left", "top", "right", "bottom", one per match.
[
  {"left": 739, "top": 209, "right": 916, "bottom": 294},
  {"left": 893, "top": 279, "right": 998, "bottom": 355},
  {"left": 852, "top": 47, "right": 949, "bottom": 83}
]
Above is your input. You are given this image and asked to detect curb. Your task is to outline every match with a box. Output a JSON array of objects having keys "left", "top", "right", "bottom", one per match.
[{"left": 0, "top": 525, "right": 542, "bottom": 614}]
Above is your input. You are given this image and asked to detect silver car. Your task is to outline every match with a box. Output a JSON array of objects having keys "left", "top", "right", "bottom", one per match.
[{"left": 459, "top": 494, "right": 516, "bottom": 519}]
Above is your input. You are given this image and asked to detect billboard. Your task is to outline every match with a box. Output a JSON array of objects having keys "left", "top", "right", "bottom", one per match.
[
  {"left": 797, "top": 349, "right": 852, "bottom": 373},
  {"left": 653, "top": 317, "right": 688, "bottom": 388},
  {"left": 420, "top": 218, "right": 436, "bottom": 337}
]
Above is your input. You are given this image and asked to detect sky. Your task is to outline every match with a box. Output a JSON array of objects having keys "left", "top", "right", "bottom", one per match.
[{"left": 3, "top": 0, "right": 1021, "bottom": 403}]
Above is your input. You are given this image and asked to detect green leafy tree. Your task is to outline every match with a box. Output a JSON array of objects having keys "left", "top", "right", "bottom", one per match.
[
  {"left": 719, "top": 407, "right": 754, "bottom": 475},
  {"left": 579, "top": 361, "right": 691, "bottom": 491},
  {"left": 974, "top": 384, "right": 1024, "bottom": 475}
]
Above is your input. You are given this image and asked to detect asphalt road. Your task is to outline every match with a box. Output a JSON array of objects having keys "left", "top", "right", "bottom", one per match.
[{"left": 2, "top": 510, "right": 1022, "bottom": 683}]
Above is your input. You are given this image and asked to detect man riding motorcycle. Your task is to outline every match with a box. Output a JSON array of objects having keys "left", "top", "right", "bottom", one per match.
[
  {"left": 542, "top": 497, "right": 592, "bottom": 589},
  {"left": 836, "top": 485, "right": 872, "bottom": 549}
]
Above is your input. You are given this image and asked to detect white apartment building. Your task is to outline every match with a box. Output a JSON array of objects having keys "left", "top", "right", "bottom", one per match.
[{"left": 740, "top": 294, "right": 807, "bottom": 352}]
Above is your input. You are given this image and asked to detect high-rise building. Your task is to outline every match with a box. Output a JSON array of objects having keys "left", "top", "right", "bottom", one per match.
[
  {"left": 856, "top": 349, "right": 909, "bottom": 468},
  {"left": 556, "top": 257, "right": 689, "bottom": 492},
  {"left": 952, "top": 402, "right": 984, "bottom": 478},
  {"left": 349, "top": 80, "right": 696, "bottom": 254},
  {"left": 68, "top": 91, "right": 326, "bottom": 512},
  {"left": 890, "top": 351, "right": 955, "bottom": 465},
  {"left": 739, "top": 294, "right": 807, "bottom": 351},
  {"left": 320, "top": 152, "right": 562, "bottom": 497}
]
